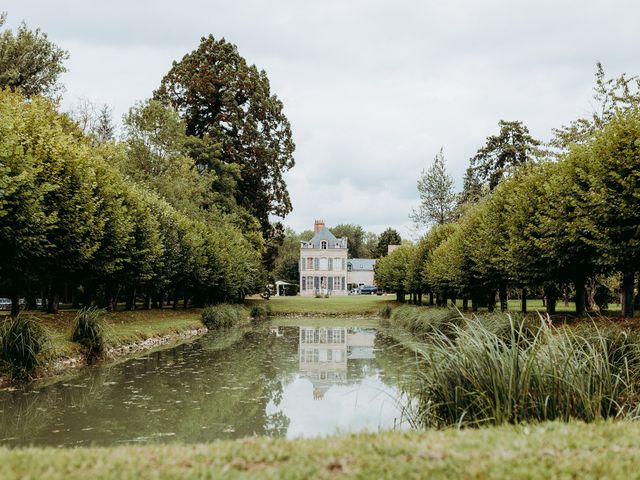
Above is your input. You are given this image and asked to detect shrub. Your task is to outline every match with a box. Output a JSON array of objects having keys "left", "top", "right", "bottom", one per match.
[
  {"left": 71, "top": 308, "right": 109, "bottom": 360},
  {"left": 0, "top": 315, "right": 49, "bottom": 378},
  {"left": 201, "top": 304, "right": 248, "bottom": 329}
]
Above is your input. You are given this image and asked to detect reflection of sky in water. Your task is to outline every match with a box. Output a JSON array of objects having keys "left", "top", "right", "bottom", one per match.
[
  {"left": 267, "top": 374, "right": 407, "bottom": 438},
  {"left": 0, "top": 323, "right": 417, "bottom": 447}
]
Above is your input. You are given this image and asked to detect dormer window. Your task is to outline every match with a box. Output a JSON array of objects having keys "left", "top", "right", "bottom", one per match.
[{"left": 321, "top": 240, "right": 327, "bottom": 249}]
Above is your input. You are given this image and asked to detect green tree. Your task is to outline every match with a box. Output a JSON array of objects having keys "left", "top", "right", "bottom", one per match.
[
  {"left": 154, "top": 36, "right": 295, "bottom": 239},
  {"left": 272, "top": 227, "right": 302, "bottom": 283},
  {"left": 410, "top": 148, "right": 456, "bottom": 227},
  {"left": 471, "top": 120, "right": 542, "bottom": 191},
  {"left": 330, "top": 224, "right": 366, "bottom": 258},
  {"left": 583, "top": 109, "right": 640, "bottom": 317},
  {"left": 374, "top": 244, "right": 414, "bottom": 302},
  {"left": 0, "top": 13, "right": 68, "bottom": 96},
  {"left": 374, "top": 228, "right": 402, "bottom": 258}
]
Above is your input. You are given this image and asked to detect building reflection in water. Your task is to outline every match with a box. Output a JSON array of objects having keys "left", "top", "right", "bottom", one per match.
[{"left": 298, "top": 327, "right": 375, "bottom": 400}]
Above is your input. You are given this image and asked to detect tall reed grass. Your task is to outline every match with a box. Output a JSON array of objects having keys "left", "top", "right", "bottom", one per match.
[
  {"left": 0, "top": 315, "right": 49, "bottom": 378},
  {"left": 71, "top": 308, "right": 109, "bottom": 360},
  {"left": 389, "top": 306, "right": 640, "bottom": 428},
  {"left": 201, "top": 304, "right": 248, "bottom": 329}
]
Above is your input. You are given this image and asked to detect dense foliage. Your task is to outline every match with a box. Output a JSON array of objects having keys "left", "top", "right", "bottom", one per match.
[
  {"left": 378, "top": 106, "right": 640, "bottom": 316},
  {"left": 0, "top": 90, "right": 265, "bottom": 314}
]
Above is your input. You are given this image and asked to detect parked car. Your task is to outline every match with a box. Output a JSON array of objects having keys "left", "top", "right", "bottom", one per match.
[{"left": 359, "top": 285, "right": 378, "bottom": 295}]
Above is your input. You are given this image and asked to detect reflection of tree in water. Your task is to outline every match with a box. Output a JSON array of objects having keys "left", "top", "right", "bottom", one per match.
[
  {"left": 0, "top": 325, "right": 299, "bottom": 446},
  {"left": 373, "top": 332, "right": 423, "bottom": 396}
]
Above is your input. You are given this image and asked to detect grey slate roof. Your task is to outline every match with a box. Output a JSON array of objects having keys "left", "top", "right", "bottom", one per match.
[
  {"left": 348, "top": 258, "right": 376, "bottom": 271},
  {"left": 301, "top": 227, "right": 347, "bottom": 249}
]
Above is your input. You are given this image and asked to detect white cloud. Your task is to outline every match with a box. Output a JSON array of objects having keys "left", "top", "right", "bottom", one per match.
[{"left": 4, "top": 0, "right": 640, "bottom": 238}]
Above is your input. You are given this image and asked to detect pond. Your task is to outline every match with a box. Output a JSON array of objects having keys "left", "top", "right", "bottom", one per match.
[{"left": 0, "top": 320, "right": 419, "bottom": 447}]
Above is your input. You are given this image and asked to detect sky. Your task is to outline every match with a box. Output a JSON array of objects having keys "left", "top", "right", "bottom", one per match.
[{"left": 4, "top": 1, "right": 640, "bottom": 238}]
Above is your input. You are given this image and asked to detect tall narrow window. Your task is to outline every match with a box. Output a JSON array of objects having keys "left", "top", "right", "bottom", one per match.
[
  {"left": 307, "top": 257, "right": 313, "bottom": 270},
  {"left": 314, "top": 258, "right": 319, "bottom": 270},
  {"left": 302, "top": 277, "right": 307, "bottom": 290},
  {"left": 321, "top": 240, "right": 327, "bottom": 249},
  {"left": 328, "top": 258, "right": 333, "bottom": 271}
]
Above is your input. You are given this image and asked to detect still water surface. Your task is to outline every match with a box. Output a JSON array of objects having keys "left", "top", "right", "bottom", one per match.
[{"left": 0, "top": 321, "right": 418, "bottom": 447}]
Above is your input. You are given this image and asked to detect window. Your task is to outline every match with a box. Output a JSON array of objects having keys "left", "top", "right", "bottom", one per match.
[
  {"left": 347, "top": 262, "right": 352, "bottom": 272},
  {"left": 314, "top": 276, "right": 320, "bottom": 290},
  {"left": 328, "top": 258, "right": 333, "bottom": 271},
  {"left": 314, "top": 258, "right": 319, "bottom": 270},
  {"left": 307, "top": 257, "right": 313, "bottom": 270},
  {"left": 319, "top": 258, "right": 328, "bottom": 270},
  {"left": 302, "top": 277, "right": 307, "bottom": 290},
  {"left": 328, "top": 277, "right": 334, "bottom": 291},
  {"left": 321, "top": 240, "right": 327, "bottom": 249}
]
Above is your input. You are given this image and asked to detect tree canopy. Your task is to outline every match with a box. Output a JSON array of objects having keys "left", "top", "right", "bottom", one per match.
[{"left": 0, "top": 13, "right": 68, "bottom": 97}]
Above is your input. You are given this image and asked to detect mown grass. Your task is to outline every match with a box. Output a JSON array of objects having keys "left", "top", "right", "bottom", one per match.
[
  {"left": 246, "top": 294, "right": 396, "bottom": 316},
  {"left": 1, "top": 422, "right": 639, "bottom": 479}
]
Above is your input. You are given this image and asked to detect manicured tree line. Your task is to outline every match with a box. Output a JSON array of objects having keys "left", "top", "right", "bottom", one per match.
[
  {"left": 0, "top": 90, "right": 264, "bottom": 315},
  {"left": 376, "top": 109, "right": 640, "bottom": 317}
]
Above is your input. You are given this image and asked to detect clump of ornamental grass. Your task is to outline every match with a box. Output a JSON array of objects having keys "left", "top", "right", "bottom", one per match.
[
  {"left": 412, "top": 312, "right": 640, "bottom": 429},
  {"left": 389, "top": 305, "right": 464, "bottom": 339},
  {"left": 71, "top": 308, "right": 109, "bottom": 361},
  {"left": 378, "top": 304, "right": 394, "bottom": 320},
  {"left": 250, "top": 304, "right": 271, "bottom": 321},
  {"left": 201, "top": 304, "right": 248, "bottom": 330},
  {"left": 0, "top": 315, "right": 49, "bottom": 379}
]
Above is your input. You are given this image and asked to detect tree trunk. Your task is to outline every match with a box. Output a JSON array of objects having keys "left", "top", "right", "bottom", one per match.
[
  {"left": 635, "top": 273, "right": 640, "bottom": 310},
  {"left": 144, "top": 292, "right": 152, "bottom": 310},
  {"left": 417, "top": 292, "right": 423, "bottom": 306},
  {"left": 544, "top": 284, "right": 557, "bottom": 315},
  {"left": 574, "top": 277, "right": 586, "bottom": 316},
  {"left": 462, "top": 297, "right": 469, "bottom": 312},
  {"left": 429, "top": 292, "right": 434, "bottom": 306},
  {"left": 621, "top": 270, "right": 635, "bottom": 318},
  {"left": 521, "top": 287, "right": 527, "bottom": 313},
  {"left": 499, "top": 282, "right": 508, "bottom": 312},
  {"left": 487, "top": 290, "right": 496, "bottom": 312},
  {"left": 396, "top": 291, "right": 404, "bottom": 303},
  {"left": 126, "top": 287, "right": 136, "bottom": 311},
  {"left": 47, "top": 290, "right": 59, "bottom": 314},
  {"left": 10, "top": 294, "right": 20, "bottom": 317}
]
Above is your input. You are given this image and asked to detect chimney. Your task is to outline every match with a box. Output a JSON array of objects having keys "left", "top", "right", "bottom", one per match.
[{"left": 314, "top": 219, "right": 325, "bottom": 234}]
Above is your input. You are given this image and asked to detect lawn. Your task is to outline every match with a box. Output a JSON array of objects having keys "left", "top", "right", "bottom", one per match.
[
  {"left": 246, "top": 294, "right": 396, "bottom": 316},
  {"left": 1, "top": 421, "right": 638, "bottom": 479}
]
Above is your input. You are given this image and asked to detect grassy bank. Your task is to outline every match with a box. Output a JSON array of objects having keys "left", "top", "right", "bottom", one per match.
[
  {"left": 1, "top": 309, "right": 205, "bottom": 383},
  {"left": 246, "top": 295, "right": 395, "bottom": 316},
  {"left": 0, "top": 421, "right": 638, "bottom": 479}
]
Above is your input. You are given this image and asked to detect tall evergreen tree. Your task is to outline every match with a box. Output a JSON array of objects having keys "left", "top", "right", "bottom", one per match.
[
  {"left": 374, "top": 228, "right": 402, "bottom": 258},
  {"left": 154, "top": 36, "right": 295, "bottom": 242},
  {"left": 410, "top": 148, "right": 456, "bottom": 228},
  {"left": 471, "top": 120, "right": 542, "bottom": 191}
]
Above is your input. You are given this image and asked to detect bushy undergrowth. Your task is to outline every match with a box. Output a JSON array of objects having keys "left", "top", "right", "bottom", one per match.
[
  {"left": 0, "top": 315, "right": 49, "bottom": 378},
  {"left": 378, "top": 304, "right": 393, "bottom": 319},
  {"left": 388, "top": 305, "right": 466, "bottom": 338},
  {"left": 71, "top": 308, "right": 109, "bottom": 360},
  {"left": 407, "top": 312, "right": 640, "bottom": 428},
  {"left": 201, "top": 304, "right": 248, "bottom": 329},
  {"left": 250, "top": 304, "right": 272, "bottom": 321}
]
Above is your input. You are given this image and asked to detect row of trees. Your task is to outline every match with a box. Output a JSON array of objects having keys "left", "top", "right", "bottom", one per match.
[
  {"left": 0, "top": 90, "right": 264, "bottom": 315},
  {"left": 0, "top": 13, "right": 298, "bottom": 314},
  {"left": 378, "top": 66, "right": 640, "bottom": 316}
]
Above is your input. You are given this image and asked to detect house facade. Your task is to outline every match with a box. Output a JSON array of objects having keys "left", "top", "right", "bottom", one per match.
[
  {"left": 347, "top": 258, "right": 376, "bottom": 289},
  {"left": 299, "top": 220, "right": 348, "bottom": 296}
]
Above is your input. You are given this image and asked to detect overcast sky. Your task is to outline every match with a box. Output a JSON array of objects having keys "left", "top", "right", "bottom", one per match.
[{"left": 4, "top": 1, "right": 640, "bottom": 238}]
